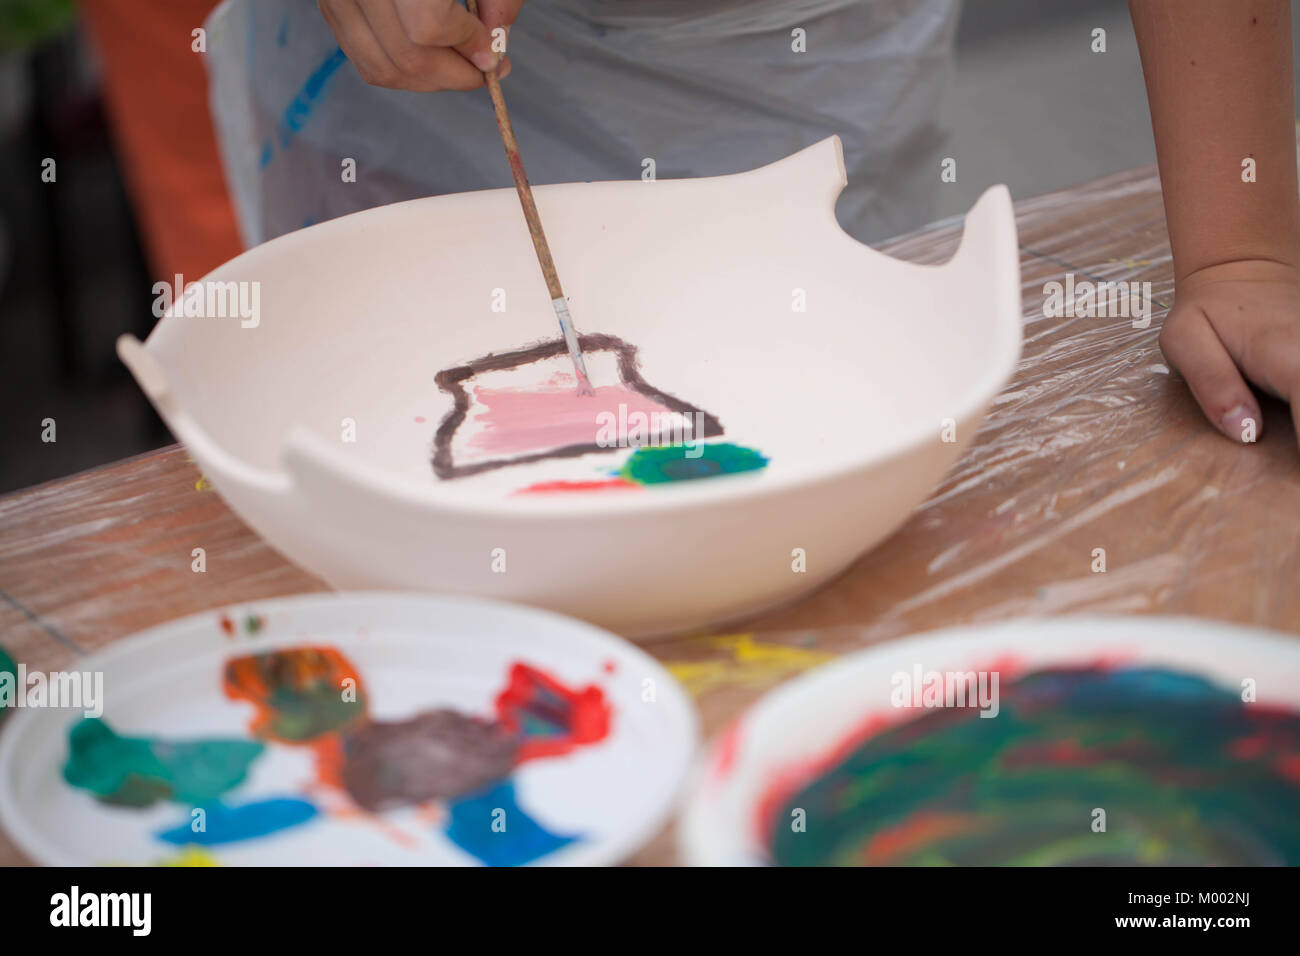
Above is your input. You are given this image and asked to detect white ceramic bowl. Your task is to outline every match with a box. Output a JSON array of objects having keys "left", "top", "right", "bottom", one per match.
[{"left": 119, "top": 137, "right": 1021, "bottom": 636}]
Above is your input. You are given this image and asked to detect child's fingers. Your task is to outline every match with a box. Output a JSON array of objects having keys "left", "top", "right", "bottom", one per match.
[
  {"left": 1159, "top": 302, "right": 1262, "bottom": 443},
  {"left": 470, "top": 1, "right": 525, "bottom": 78},
  {"left": 320, "top": 0, "right": 406, "bottom": 88},
  {"left": 393, "top": 0, "right": 500, "bottom": 75},
  {"left": 356, "top": 0, "right": 488, "bottom": 89},
  {"left": 1245, "top": 332, "right": 1300, "bottom": 449}
]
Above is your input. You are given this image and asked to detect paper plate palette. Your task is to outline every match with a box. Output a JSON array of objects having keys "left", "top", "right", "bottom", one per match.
[
  {"left": 680, "top": 616, "right": 1300, "bottom": 866},
  {"left": 0, "top": 593, "right": 697, "bottom": 866}
]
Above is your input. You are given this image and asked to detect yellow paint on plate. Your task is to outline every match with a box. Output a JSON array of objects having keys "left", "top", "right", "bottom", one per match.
[
  {"left": 101, "top": 845, "right": 221, "bottom": 867},
  {"left": 157, "top": 846, "right": 220, "bottom": 867}
]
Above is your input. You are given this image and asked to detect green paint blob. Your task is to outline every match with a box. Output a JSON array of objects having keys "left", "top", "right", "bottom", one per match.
[
  {"left": 767, "top": 667, "right": 1300, "bottom": 866},
  {"left": 223, "top": 648, "right": 367, "bottom": 742},
  {"left": 63, "top": 717, "right": 264, "bottom": 808},
  {"left": 263, "top": 684, "right": 362, "bottom": 742},
  {"left": 0, "top": 646, "right": 15, "bottom": 725},
  {"left": 619, "top": 443, "right": 769, "bottom": 485}
]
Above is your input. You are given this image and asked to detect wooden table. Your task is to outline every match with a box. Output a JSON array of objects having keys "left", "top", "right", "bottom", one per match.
[{"left": 3, "top": 162, "right": 1298, "bottom": 866}]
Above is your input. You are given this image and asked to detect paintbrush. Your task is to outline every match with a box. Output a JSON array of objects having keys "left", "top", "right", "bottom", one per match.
[{"left": 465, "top": 1, "right": 593, "bottom": 395}]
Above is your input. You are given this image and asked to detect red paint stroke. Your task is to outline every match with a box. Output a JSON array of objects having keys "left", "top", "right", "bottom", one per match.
[
  {"left": 327, "top": 800, "right": 421, "bottom": 849},
  {"left": 311, "top": 735, "right": 347, "bottom": 790},
  {"left": 982, "top": 653, "right": 1027, "bottom": 677},
  {"left": 507, "top": 150, "right": 528, "bottom": 183},
  {"left": 218, "top": 614, "right": 235, "bottom": 638},
  {"left": 602, "top": 659, "right": 618, "bottom": 675},
  {"left": 1230, "top": 734, "right": 1271, "bottom": 760},
  {"left": 1274, "top": 753, "right": 1300, "bottom": 786},
  {"left": 516, "top": 478, "right": 640, "bottom": 495},
  {"left": 1076, "top": 650, "right": 1138, "bottom": 670},
  {"left": 711, "top": 719, "right": 744, "bottom": 782},
  {"left": 860, "top": 812, "right": 981, "bottom": 865},
  {"left": 1000, "top": 738, "right": 1152, "bottom": 769},
  {"left": 494, "top": 662, "right": 611, "bottom": 764}
]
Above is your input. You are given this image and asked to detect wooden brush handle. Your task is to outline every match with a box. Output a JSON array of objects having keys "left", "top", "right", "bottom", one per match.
[{"left": 465, "top": 0, "right": 564, "bottom": 301}]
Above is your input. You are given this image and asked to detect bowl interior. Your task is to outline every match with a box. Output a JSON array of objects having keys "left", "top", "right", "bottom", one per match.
[{"left": 147, "top": 150, "right": 1012, "bottom": 498}]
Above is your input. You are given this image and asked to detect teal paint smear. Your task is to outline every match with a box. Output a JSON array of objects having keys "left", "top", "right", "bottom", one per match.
[
  {"left": 619, "top": 443, "right": 769, "bottom": 485},
  {"left": 443, "top": 780, "right": 577, "bottom": 866},
  {"left": 63, "top": 717, "right": 264, "bottom": 809},
  {"left": 156, "top": 797, "right": 318, "bottom": 846},
  {"left": 0, "top": 646, "right": 14, "bottom": 725},
  {"left": 767, "top": 666, "right": 1300, "bottom": 866}
]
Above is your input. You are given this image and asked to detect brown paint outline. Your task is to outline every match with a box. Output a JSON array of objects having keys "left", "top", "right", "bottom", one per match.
[{"left": 432, "top": 333, "right": 724, "bottom": 480}]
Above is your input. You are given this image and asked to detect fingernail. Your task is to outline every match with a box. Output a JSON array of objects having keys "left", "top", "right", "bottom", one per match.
[
  {"left": 472, "top": 51, "right": 497, "bottom": 72},
  {"left": 498, "top": 56, "right": 511, "bottom": 79},
  {"left": 1220, "top": 404, "right": 1258, "bottom": 443}
]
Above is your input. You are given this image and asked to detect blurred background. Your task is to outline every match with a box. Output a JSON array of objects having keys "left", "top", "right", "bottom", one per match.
[{"left": 1, "top": 0, "right": 1298, "bottom": 494}]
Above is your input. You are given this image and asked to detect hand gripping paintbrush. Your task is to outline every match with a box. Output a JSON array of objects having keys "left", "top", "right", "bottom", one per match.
[{"left": 465, "top": 1, "right": 594, "bottom": 394}]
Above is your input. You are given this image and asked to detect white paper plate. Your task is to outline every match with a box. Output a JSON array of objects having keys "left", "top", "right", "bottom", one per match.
[
  {"left": 0, "top": 593, "right": 696, "bottom": 866},
  {"left": 680, "top": 616, "right": 1300, "bottom": 866}
]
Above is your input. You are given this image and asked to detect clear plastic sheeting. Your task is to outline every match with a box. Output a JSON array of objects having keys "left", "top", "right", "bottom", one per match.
[
  {"left": 204, "top": 0, "right": 960, "bottom": 246},
  {"left": 744, "top": 165, "right": 1300, "bottom": 641},
  {"left": 3, "top": 161, "right": 1299, "bottom": 865}
]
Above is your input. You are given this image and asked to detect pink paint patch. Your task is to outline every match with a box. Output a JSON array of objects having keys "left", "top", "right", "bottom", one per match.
[
  {"left": 515, "top": 478, "right": 640, "bottom": 495},
  {"left": 468, "top": 382, "right": 683, "bottom": 458},
  {"left": 414, "top": 416, "right": 426, "bottom": 423}
]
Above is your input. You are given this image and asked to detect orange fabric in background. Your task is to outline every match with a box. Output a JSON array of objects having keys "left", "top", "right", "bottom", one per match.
[{"left": 78, "top": 0, "right": 242, "bottom": 280}]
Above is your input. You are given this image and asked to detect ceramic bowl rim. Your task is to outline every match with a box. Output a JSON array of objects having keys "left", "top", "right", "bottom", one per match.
[{"left": 136, "top": 146, "right": 1023, "bottom": 519}]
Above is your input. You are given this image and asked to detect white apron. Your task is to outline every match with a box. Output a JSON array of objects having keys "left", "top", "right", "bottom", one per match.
[{"left": 206, "top": 0, "right": 960, "bottom": 247}]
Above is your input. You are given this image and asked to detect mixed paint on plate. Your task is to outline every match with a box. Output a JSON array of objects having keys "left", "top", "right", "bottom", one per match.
[
  {"left": 430, "top": 333, "right": 769, "bottom": 492},
  {"left": 759, "top": 664, "right": 1300, "bottom": 866},
  {"left": 61, "top": 639, "right": 611, "bottom": 866}
]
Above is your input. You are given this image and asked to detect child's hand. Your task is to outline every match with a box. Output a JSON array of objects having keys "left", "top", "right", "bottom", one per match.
[
  {"left": 317, "top": 0, "right": 524, "bottom": 92},
  {"left": 1159, "top": 259, "right": 1300, "bottom": 446}
]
